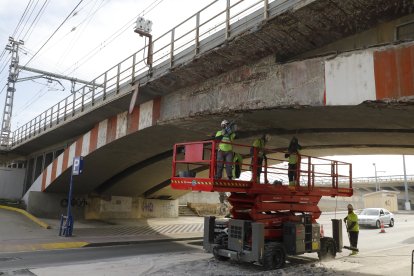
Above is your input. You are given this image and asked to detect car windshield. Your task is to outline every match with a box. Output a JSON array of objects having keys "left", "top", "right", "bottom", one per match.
[{"left": 360, "top": 209, "right": 378, "bottom": 216}]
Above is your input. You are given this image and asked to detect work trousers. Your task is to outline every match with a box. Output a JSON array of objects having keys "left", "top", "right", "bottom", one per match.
[
  {"left": 251, "top": 156, "right": 264, "bottom": 180},
  {"left": 216, "top": 150, "right": 233, "bottom": 179},
  {"left": 349, "top": 231, "right": 359, "bottom": 249},
  {"left": 288, "top": 163, "right": 298, "bottom": 185}
]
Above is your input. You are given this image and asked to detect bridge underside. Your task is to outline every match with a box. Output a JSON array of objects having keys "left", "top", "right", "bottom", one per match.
[
  {"left": 44, "top": 104, "right": 414, "bottom": 199},
  {"left": 10, "top": 0, "right": 414, "bottom": 201},
  {"left": 7, "top": 0, "right": 414, "bottom": 158}
]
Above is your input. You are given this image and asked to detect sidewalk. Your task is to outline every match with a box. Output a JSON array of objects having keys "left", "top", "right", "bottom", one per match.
[{"left": 0, "top": 208, "right": 204, "bottom": 253}]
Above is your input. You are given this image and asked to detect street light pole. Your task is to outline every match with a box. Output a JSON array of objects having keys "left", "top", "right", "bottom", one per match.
[
  {"left": 403, "top": 155, "right": 411, "bottom": 211},
  {"left": 373, "top": 163, "right": 378, "bottom": 192}
]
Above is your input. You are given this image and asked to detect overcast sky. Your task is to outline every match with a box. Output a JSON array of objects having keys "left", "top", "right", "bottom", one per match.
[{"left": 0, "top": 0, "right": 412, "bottom": 178}]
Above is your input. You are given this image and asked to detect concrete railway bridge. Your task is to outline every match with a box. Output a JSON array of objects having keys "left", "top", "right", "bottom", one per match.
[{"left": 0, "top": 0, "right": 414, "bottom": 218}]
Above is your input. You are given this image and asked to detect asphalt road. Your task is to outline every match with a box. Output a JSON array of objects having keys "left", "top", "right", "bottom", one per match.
[
  {"left": 0, "top": 240, "right": 204, "bottom": 273},
  {"left": 1, "top": 212, "right": 414, "bottom": 275}
]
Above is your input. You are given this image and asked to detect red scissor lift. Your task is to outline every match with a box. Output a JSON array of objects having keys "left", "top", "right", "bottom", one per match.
[{"left": 171, "top": 140, "right": 353, "bottom": 269}]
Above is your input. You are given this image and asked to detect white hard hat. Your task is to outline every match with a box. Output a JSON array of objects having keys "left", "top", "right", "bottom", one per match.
[
  {"left": 264, "top": 134, "right": 271, "bottom": 142},
  {"left": 221, "top": 120, "right": 229, "bottom": 127}
]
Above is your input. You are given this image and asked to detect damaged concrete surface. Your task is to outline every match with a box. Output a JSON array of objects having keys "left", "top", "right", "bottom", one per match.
[{"left": 7, "top": 0, "right": 414, "bottom": 157}]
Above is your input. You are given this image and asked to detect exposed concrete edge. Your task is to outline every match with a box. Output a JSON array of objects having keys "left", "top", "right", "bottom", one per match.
[
  {"left": 1, "top": 241, "right": 90, "bottom": 253},
  {"left": 0, "top": 205, "right": 51, "bottom": 229}
]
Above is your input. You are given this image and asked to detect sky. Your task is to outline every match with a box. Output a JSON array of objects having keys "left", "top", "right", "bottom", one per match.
[{"left": 0, "top": 0, "right": 413, "bottom": 178}]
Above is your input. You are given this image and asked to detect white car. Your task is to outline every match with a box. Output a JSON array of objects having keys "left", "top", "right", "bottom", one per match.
[{"left": 357, "top": 208, "right": 395, "bottom": 228}]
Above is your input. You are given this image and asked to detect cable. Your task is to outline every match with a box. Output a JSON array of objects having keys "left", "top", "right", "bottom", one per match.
[
  {"left": 63, "top": 0, "right": 165, "bottom": 75},
  {"left": 11, "top": 0, "right": 33, "bottom": 38},
  {"left": 16, "top": 0, "right": 39, "bottom": 40},
  {"left": 24, "top": 0, "right": 50, "bottom": 43},
  {"left": 33, "top": 0, "right": 100, "bottom": 66},
  {"left": 0, "top": 84, "right": 6, "bottom": 96},
  {"left": 55, "top": 0, "right": 107, "bottom": 68},
  {"left": 0, "top": 56, "right": 11, "bottom": 75},
  {"left": 21, "top": 0, "right": 85, "bottom": 68}
]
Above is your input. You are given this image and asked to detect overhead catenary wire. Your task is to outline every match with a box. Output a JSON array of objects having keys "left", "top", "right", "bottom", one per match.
[
  {"left": 62, "top": 0, "right": 165, "bottom": 76},
  {"left": 11, "top": 0, "right": 33, "bottom": 39},
  {"left": 15, "top": 0, "right": 39, "bottom": 40},
  {"left": 0, "top": 0, "right": 33, "bottom": 65},
  {"left": 21, "top": 0, "right": 85, "bottom": 69},
  {"left": 21, "top": 0, "right": 50, "bottom": 43},
  {"left": 54, "top": 0, "right": 107, "bottom": 69},
  {"left": 32, "top": 0, "right": 99, "bottom": 64}
]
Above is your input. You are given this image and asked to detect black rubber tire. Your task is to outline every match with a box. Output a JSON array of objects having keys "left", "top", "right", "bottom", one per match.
[
  {"left": 318, "top": 237, "right": 336, "bottom": 261},
  {"left": 376, "top": 220, "right": 381, "bottom": 229},
  {"left": 389, "top": 218, "right": 394, "bottom": 227},
  {"left": 262, "top": 242, "right": 286, "bottom": 270},
  {"left": 213, "top": 233, "right": 229, "bottom": 261}
]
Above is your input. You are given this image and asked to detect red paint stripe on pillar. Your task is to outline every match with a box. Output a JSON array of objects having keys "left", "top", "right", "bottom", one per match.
[
  {"left": 152, "top": 97, "right": 161, "bottom": 125},
  {"left": 75, "top": 136, "right": 83, "bottom": 157},
  {"left": 89, "top": 124, "right": 99, "bottom": 152},
  {"left": 398, "top": 46, "right": 414, "bottom": 96},
  {"left": 106, "top": 116, "right": 117, "bottom": 143},
  {"left": 62, "top": 148, "right": 69, "bottom": 171},
  {"left": 41, "top": 171, "right": 47, "bottom": 191},
  {"left": 374, "top": 45, "right": 414, "bottom": 99},
  {"left": 50, "top": 160, "right": 57, "bottom": 183},
  {"left": 128, "top": 106, "right": 140, "bottom": 134},
  {"left": 374, "top": 48, "right": 397, "bottom": 99}
]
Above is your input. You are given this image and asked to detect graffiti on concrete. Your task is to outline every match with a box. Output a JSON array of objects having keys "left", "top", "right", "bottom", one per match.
[
  {"left": 142, "top": 202, "right": 154, "bottom": 212},
  {"left": 60, "top": 197, "right": 88, "bottom": 208}
]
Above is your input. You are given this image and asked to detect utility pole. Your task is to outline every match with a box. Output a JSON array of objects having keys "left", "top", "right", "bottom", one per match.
[
  {"left": 0, "top": 38, "right": 98, "bottom": 148},
  {"left": 0, "top": 37, "right": 23, "bottom": 146}
]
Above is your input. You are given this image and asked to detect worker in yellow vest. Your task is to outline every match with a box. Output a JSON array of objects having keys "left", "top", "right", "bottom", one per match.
[
  {"left": 250, "top": 134, "right": 271, "bottom": 182},
  {"left": 215, "top": 120, "right": 236, "bottom": 180},
  {"left": 344, "top": 204, "right": 359, "bottom": 255},
  {"left": 285, "top": 136, "right": 302, "bottom": 186}
]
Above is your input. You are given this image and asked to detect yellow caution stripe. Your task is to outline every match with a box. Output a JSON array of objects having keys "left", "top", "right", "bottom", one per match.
[
  {"left": 0, "top": 242, "right": 90, "bottom": 253},
  {"left": 0, "top": 205, "right": 51, "bottom": 229}
]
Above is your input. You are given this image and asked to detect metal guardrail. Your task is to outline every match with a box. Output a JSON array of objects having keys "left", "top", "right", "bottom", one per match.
[
  {"left": 8, "top": 0, "right": 296, "bottom": 148},
  {"left": 310, "top": 175, "right": 414, "bottom": 186}
]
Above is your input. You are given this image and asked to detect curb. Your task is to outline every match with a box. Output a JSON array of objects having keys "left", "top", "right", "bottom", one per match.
[
  {"left": 0, "top": 205, "right": 51, "bottom": 229},
  {"left": 0, "top": 241, "right": 90, "bottom": 253},
  {"left": 0, "top": 237, "right": 202, "bottom": 253}
]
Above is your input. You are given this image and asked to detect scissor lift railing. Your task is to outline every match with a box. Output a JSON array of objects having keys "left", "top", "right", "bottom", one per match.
[{"left": 171, "top": 140, "right": 353, "bottom": 236}]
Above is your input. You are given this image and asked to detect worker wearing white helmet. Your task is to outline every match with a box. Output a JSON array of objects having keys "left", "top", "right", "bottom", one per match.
[{"left": 215, "top": 119, "right": 236, "bottom": 180}]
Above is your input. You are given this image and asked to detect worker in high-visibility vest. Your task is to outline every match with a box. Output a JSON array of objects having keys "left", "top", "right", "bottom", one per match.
[
  {"left": 250, "top": 134, "right": 271, "bottom": 182},
  {"left": 344, "top": 204, "right": 359, "bottom": 255},
  {"left": 285, "top": 136, "right": 302, "bottom": 186},
  {"left": 215, "top": 120, "right": 236, "bottom": 180}
]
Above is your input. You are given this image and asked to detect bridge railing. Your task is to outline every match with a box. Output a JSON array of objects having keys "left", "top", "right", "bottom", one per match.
[{"left": 10, "top": 0, "right": 293, "bottom": 147}]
